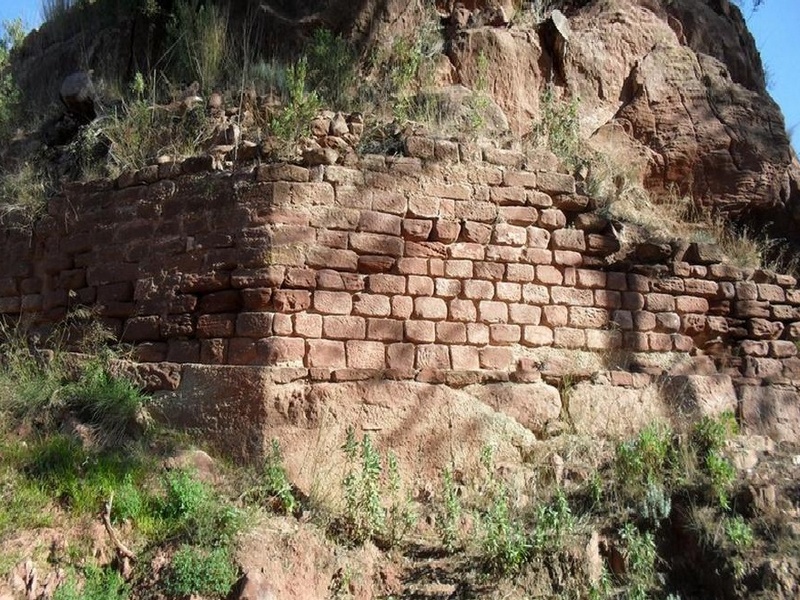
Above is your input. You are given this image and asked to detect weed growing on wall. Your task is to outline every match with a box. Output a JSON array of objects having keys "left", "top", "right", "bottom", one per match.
[
  {"left": 532, "top": 84, "right": 581, "bottom": 168},
  {"left": 268, "top": 57, "right": 321, "bottom": 158},
  {"left": 337, "top": 427, "right": 415, "bottom": 548}
]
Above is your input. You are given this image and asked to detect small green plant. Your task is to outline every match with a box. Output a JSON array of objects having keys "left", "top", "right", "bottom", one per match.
[
  {"left": 615, "top": 422, "right": 675, "bottom": 503},
  {"left": 268, "top": 56, "right": 321, "bottom": 156},
  {"left": 532, "top": 84, "right": 582, "bottom": 168},
  {"left": 705, "top": 451, "right": 736, "bottom": 510},
  {"left": 436, "top": 467, "right": 462, "bottom": 552},
  {"left": 53, "top": 565, "right": 130, "bottom": 600},
  {"left": 638, "top": 481, "right": 672, "bottom": 526},
  {"left": 165, "top": 545, "right": 238, "bottom": 598},
  {"left": 385, "top": 450, "right": 416, "bottom": 547},
  {"left": 261, "top": 439, "right": 297, "bottom": 514},
  {"left": 481, "top": 484, "right": 529, "bottom": 574},
  {"left": 63, "top": 359, "right": 148, "bottom": 446},
  {"left": 478, "top": 445, "right": 529, "bottom": 574},
  {"left": 341, "top": 427, "right": 385, "bottom": 545},
  {"left": 620, "top": 522, "right": 658, "bottom": 600},
  {"left": 692, "top": 412, "right": 738, "bottom": 509},
  {"left": 307, "top": 28, "right": 357, "bottom": 109},
  {"left": 588, "top": 565, "right": 613, "bottom": 600},
  {"left": 466, "top": 51, "right": 491, "bottom": 133},
  {"left": 159, "top": 468, "right": 240, "bottom": 547},
  {"left": 693, "top": 412, "right": 738, "bottom": 457},
  {"left": 531, "top": 488, "right": 575, "bottom": 553},
  {"left": 724, "top": 515, "right": 754, "bottom": 549}
]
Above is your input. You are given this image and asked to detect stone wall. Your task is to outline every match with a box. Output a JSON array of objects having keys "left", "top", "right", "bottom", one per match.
[{"left": 1, "top": 144, "right": 799, "bottom": 444}]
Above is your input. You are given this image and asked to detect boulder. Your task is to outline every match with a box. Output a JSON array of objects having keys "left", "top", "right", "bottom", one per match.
[{"left": 59, "top": 71, "right": 96, "bottom": 123}]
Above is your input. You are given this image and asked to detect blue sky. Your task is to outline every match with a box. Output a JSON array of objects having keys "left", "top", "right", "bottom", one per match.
[{"left": 0, "top": 0, "right": 796, "bottom": 147}]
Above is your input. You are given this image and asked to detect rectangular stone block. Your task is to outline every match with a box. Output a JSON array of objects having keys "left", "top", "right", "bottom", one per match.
[
  {"left": 323, "top": 316, "right": 366, "bottom": 339},
  {"left": 308, "top": 340, "right": 346, "bottom": 368},
  {"left": 569, "top": 307, "right": 610, "bottom": 328},
  {"left": 490, "top": 324, "right": 521, "bottom": 344},
  {"left": 551, "top": 287, "right": 593, "bottom": 306},
  {"left": 368, "top": 274, "right": 406, "bottom": 294},
  {"left": 405, "top": 320, "right": 436, "bottom": 343},
  {"left": 414, "top": 297, "right": 448, "bottom": 320},
  {"left": 346, "top": 340, "right": 385, "bottom": 369},
  {"left": 479, "top": 347, "right": 513, "bottom": 369},
  {"left": 645, "top": 293, "right": 676, "bottom": 312},
  {"left": 479, "top": 300, "right": 508, "bottom": 323},
  {"left": 450, "top": 299, "right": 477, "bottom": 322},
  {"left": 385, "top": 343, "right": 413, "bottom": 370},
  {"left": 197, "top": 314, "right": 235, "bottom": 338},
  {"left": 294, "top": 313, "right": 323, "bottom": 338},
  {"left": 350, "top": 232, "right": 404, "bottom": 257},
  {"left": 463, "top": 280, "right": 494, "bottom": 300},
  {"left": 437, "top": 322, "right": 467, "bottom": 343},
  {"left": 451, "top": 345, "right": 480, "bottom": 370},
  {"left": 417, "top": 344, "right": 451, "bottom": 369}
]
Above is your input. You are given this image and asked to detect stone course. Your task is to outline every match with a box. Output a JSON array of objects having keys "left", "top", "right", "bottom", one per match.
[{"left": 1, "top": 143, "right": 799, "bottom": 421}]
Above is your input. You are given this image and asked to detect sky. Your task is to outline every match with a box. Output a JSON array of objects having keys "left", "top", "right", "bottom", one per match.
[{"left": 0, "top": 0, "right": 796, "bottom": 147}]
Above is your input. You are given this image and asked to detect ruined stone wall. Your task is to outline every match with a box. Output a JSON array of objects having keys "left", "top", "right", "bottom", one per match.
[{"left": 1, "top": 144, "right": 799, "bottom": 443}]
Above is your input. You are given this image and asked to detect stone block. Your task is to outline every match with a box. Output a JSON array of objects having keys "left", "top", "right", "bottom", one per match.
[
  {"left": 479, "top": 347, "right": 514, "bottom": 369},
  {"left": 490, "top": 324, "right": 521, "bottom": 344},
  {"left": 323, "top": 316, "right": 366, "bottom": 339},
  {"left": 346, "top": 340, "right": 386, "bottom": 369},
  {"left": 479, "top": 300, "right": 509, "bottom": 323},
  {"left": 414, "top": 297, "right": 448, "bottom": 320},
  {"left": 416, "top": 344, "right": 451, "bottom": 369},
  {"left": 551, "top": 229, "right": 586, "bottom": 251},
  {"left": 308, "top": 340, "right": 346, "bottom": 368},
  {"left": 553, "top": 327, "right": 585, "bottom": 348}
]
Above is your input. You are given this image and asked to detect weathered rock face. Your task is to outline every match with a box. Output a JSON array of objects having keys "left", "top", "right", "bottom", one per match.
[{"left": 446, "top": 0, "right": 799, "bottom": 230}]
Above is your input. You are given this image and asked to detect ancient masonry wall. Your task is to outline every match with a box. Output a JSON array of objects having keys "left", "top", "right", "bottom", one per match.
[{"left": 0, "top": 142, "right": 799, "bottom": 417}]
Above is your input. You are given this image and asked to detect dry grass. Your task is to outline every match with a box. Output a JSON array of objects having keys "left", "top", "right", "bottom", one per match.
[{"left": 589, "top": 153, "right": 786, "bottom": 271}]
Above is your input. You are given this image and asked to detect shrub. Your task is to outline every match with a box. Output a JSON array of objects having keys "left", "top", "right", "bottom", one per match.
[
  {"left": 620, "top": 522, "right": 658, "bottom": 600},
  {"left": 724, "top": 515, "right": 754, "bottom": 550},
  {"left": 341, "top": 427, "right": 385, "bottom": 545},
  {"left": 261, "top": 439, "right": 297, "bottom": 515},
  {"left": 384, "top": 450, "right": 416, "bottom": 547},
  {"left": 615, "top": 422, "right": 675, "bottom": 500},
  {"left": 63, "top": 358, "right": 148, "bottom": 446},
  {"left": 159, "top": 469, "right": 241, "bottom": 547},
  {"left": 480, "top": 484, "right": 529, "bottom": 574},
  {"left": 101, "top": 98, "right": 213, "bottom": 172},
  {"left": 268, "top": 56, "right": 321, "bottom": 157},
  {"left": 436, "top": 467, "right": 462, "bottom": 552},
  {"left": 478, "top": 445, "right": 529, "bottom": 574},
  {"left": 167, "top": 0, "right": 229, "bottom": 92},
  {"left": 0, "top": 162, "right": 48, "bottom": 229},
  {"left": 532, "top": 84, "right": 582, "bottom": 168},
  {"left": 165, "top": 545, "right": 238, "bottom": 598},
  {"left": 530, "top": 488, "right": 575, "bottom": 553},
  {"left": 0, "top": 19, "right": 23, "bottom": 140},
  {"left": 307, "top": 28, "right": 357, "bottom": 110}
]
